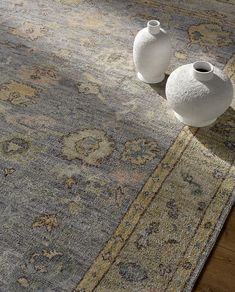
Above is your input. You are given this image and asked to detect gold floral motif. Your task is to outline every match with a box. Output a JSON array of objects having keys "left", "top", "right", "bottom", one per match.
[
  {"left": 30, "top": 253, "right": 40, "bottom": 263},
  {"left": 17, "top": 277, "right": 29, "bottom": 288},
  {"left": 86, "top": 177, "right": 108, "bottom": 197},
  {"left": 18, "top": 247, "right": 67, "bottom": 286},
  {"left": 76, "top": 73, "right": 105, "bottom": 102},
  {"left": 0, "top": 135, "right": 40, "bottom": 163},
  {"left": 77, "top": 80, "right": 100, "bottom": 95},
  {"left": 35, "top": 265, "right": 47, "bottom": 273},
  {"left": 10, "top": 21, "right": 48, "bottom": 40},
  {"left": 188, "top": 23, "right": 232, "bottom": 47},
  {"left": 32, "top": 214, "right": 58, "bottom": 232},
  {"left": 53, "top": 48, "right": 72, "bottom": 60},
  {"left": 0, "top": 80, "right": 39, "bottom": 106},
  {"left": 42, "top": 249, "right": 63, "bottom": 260},
  {"left": 79, "top": 37, "right": 95, "bottom": 48},
  {"left": 1, "top": 138, "right": 29, "bottom": 155},
  {"left": 61, "top": 129, "right": 115, "bottom": 166},
  {"left": 98, "top": 49, "right": 133, "bottom": 71},
  {"left": 68, "top": 201, "right": 81, "bottom": 215},
  {"left": 20, "top": 66, "right": 59, "bottom": 85},
  {"left": 175, "top": 50, "right": 188, "bottom": 60},
  {"left": 58, "top": 193, "right": 82, "bottom": 215},
  {"left": 66, "top": 176, "right": 77, "bottom": 189},
  {"left": 3, "top": 167, "right": 16, "bottom": 177},
  {"left": 121, "top": 139, "right": 160, "bottom": 165}
]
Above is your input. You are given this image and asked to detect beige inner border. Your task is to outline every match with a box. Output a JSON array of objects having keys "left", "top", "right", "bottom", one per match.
[{"left": 74, "top": 126, "right": 197, "bottom": 291}]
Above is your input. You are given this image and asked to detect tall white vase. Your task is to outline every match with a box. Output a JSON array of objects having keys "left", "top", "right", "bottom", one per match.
[
  {"left": 133, "top": 20, "right": 171, "bottom": 84},
  {"left": 166, "top": 61, "right": 233, "bottom": 127}
]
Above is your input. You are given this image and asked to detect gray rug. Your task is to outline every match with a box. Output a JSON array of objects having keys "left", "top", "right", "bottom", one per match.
[{"left": 0, "top": 0, "right": 234, "bottom": 291}]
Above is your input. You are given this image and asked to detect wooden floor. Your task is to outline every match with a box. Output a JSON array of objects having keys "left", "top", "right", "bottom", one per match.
[{"left": 195, "top": 207, "right": 235, "bottom": 292}]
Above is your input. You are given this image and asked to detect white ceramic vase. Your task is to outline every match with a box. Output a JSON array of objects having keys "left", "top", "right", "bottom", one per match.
[
  {"left": 133, "top": 20, "right": 171, "bottom": 84},
  {"left": 166, "top": 61, "right": 233, "bottom": 127}
]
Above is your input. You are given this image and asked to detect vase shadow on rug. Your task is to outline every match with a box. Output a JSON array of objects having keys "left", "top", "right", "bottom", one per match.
[
  {"left": 148, "top": 73, "right": 169, "bottom": 99},
  {"left": 188, "top": 106, "right": 235, "bottom": 164}
]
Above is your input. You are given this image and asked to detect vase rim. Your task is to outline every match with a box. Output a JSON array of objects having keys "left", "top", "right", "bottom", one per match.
[
  {"left": 147, "top": 20, "right": 161, "bottom": 34},
  {"left": 193, "top": 61, "right": 214, "bottom": 81}
]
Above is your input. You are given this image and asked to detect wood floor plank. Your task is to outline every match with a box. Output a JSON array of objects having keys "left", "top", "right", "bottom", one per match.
[{"left": 195, "top": 207, "right": 235, "bottom": 292}]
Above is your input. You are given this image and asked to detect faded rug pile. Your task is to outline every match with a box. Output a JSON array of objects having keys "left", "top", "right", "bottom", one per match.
[{"left": 0, "top": 0, "right": 234, "bottom": 291}]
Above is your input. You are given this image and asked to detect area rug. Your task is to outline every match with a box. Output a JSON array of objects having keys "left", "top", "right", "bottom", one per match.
[{"left": 0, "top": 0, "right": 234, "bottom": 291}]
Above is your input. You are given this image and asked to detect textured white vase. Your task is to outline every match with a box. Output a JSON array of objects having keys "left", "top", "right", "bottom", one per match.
[
  {"left": 166, "top": 61, "right": 233, "bottom": 127},
  {"left": 133, "top": 20, "right": 171, "bottom": 84}
]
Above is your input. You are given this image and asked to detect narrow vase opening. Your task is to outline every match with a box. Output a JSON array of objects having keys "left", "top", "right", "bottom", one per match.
[
  {"left": 193, "top": 61, "right": 214, "bottom": 81},
  {"left": 147, "top": 20, "right": 161, "bottom": 35}
]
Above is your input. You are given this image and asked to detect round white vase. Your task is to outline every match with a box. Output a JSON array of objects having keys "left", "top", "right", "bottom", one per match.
[
  {"left": 133, "top": 20, "right": 171, "bottom": 84},
  {"left": 166, "top": 61, "right": 233, "bottom": 127}
]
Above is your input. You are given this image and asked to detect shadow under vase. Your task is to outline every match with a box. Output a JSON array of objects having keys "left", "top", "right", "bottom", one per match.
[
  {"left": 148, "top": 73, "right": 169, "bottom": 100},
  {"left": 189, "top": 106, "right": 235, "bottom": 165}
]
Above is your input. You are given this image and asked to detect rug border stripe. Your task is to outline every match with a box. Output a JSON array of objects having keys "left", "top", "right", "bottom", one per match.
[
  {"left": 165, "top": 165, "right": 235, "bottom": 291},
  {"left": 185, "top": 167, "right": 235, "bottom": 291},
  {"left": 74, "top": 126, "right": 197, "bottom": 291}
]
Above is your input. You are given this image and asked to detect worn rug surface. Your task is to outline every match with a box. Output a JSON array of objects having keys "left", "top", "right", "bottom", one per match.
[{"left": 0, "top": 0, "right": 235, "bottom": 291}]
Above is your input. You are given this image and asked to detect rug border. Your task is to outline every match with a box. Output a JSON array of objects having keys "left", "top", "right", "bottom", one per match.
[
  {"left": 76, "top": 126, "right": 235, "bottom": 292},
  {"left": 75, "top": 127, "right": 197, "bottom": 291},
  {"left": 186, "top": 187, "right": 235, "bottom": 292}
]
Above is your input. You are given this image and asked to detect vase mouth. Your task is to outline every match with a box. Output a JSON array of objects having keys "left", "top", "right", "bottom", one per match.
[
  {"left": 193, "top": 61, "right": 214, "bottom": 81},
  {"left": 147, "top": 20, "right": 161, "bottom": 34}
]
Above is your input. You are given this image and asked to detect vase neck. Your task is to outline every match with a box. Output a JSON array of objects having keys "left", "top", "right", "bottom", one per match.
[
  {"left": 147, "top": 20, "right": 161, "bottom": 35},
  {"left": 193, "top": 61, "right": 214, "bottom": 81}
]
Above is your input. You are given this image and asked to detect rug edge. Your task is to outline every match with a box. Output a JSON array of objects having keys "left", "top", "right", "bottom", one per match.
[{"left": 186, "top": 187, "right": 235, "bottom": 292}]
